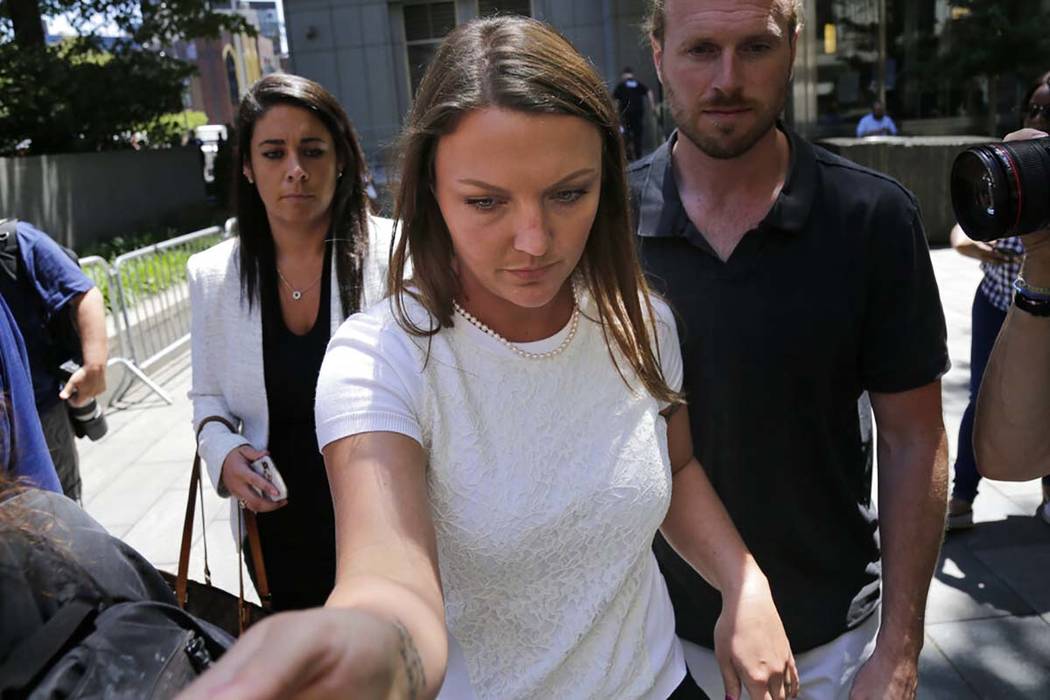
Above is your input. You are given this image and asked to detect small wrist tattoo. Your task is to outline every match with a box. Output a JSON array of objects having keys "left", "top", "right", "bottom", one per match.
[{"left": 394, "top": 621, "right": 425, "bottom": 699}]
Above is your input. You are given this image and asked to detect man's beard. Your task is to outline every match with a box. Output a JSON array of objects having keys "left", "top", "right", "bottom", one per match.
[{"left": 666, "top": 79, "right": 789, "bottom": 160}]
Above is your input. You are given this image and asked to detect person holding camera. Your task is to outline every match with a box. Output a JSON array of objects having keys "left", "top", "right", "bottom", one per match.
[
  {"left": 970, "top": 75, "right": 1050, "bottom": 516},
  {"left": 187, "top": 74, "right": 394, "bottom": 612},
  {"left": 0, "top": 218, "right": 107, "bottom": 502},
  {"left": 947, "top": 71, "right": 1050, "bottom": 529}
]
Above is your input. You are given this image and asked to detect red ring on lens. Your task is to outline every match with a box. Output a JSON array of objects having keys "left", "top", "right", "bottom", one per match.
[{"left": 990, "top": 143, "right": 1024, "bottom": 231}]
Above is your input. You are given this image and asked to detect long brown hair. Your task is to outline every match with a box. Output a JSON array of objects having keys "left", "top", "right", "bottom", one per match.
[
  {"left": 388, "top": 15, "right": 680, "bottom": 405},
  {"left": 233, "top": 73, "right": 371, "bottom": 315}
]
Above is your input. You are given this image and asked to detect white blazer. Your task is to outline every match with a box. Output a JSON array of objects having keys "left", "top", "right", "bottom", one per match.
[{"left": 187, "top": 215, "right": 395, "bottom": 523}]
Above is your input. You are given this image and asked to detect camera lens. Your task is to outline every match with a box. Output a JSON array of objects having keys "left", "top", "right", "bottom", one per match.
[
  {"left": 67, "top": 399, "right": 108, "bottom": 441},
  {"left": 950, "top": 136, "right": 1050, "bottom": 241}
]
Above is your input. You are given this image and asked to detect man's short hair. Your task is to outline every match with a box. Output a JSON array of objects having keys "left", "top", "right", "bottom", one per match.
[{"left": 644, "top": 0, "right": 805, "bottom": 43}]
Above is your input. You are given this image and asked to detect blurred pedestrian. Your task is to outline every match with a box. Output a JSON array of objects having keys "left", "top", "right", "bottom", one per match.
[
  {"left": 0, "top": 294, "right": 60, "bottom": 492},
  {"left": 614, "top": 66, "right": 656, "bottom": 160},
  {"left": 0, "top": 218, "right": 106, "bottom": 501},
  {"left": 188, "top": 74, "right": 394, "bottom": 611},
  {"left": 856, "top": 100, "right": 898, "bottom": 137},
  {"left": 967, "top": 71, "right": 1050, "bottom": 524}
]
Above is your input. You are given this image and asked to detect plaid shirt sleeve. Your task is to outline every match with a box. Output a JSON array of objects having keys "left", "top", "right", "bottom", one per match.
[{"left": 979, "top": 236, "right": 1024, "bottom": 311}]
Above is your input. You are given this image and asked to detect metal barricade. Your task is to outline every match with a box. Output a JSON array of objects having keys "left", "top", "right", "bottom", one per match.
[
  {"left": 78, "top": 254, "right": 173, "bottom": 406},
  {"left": 104, "top": 226, "right": 227, "bottom": 404}
]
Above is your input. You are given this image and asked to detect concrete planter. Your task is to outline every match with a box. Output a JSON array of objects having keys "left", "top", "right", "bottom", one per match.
[{"left": 818, "top": 136, "right": 995, "bottom": 247}]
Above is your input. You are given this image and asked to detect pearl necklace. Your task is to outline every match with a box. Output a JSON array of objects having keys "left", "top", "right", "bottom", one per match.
[{"left": 453, "top": 285, "right": 581, "bottom": 360}]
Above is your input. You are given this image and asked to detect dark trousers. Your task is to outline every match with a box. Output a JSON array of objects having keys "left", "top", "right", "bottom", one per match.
[
  {"left": 38, "top": 400, "right": 81, "bottom": 502},
  {"left": 624, "top": 114, "right": 645, "bottom": 160},
  {"left": 953, "top": 290, "right": 1050, "bottom": 501},
  {"left": 243, "top": 507, "right": 336, "bottom": 612}
]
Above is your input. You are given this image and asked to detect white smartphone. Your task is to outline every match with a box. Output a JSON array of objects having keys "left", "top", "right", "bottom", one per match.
[{"left": 249, "top": 455, "right": 288, "bottom": 502}]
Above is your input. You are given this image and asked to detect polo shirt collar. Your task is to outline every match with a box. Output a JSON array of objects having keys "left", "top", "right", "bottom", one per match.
[{"left": 636, "top": 122, "right": 817, "bottom": 239}]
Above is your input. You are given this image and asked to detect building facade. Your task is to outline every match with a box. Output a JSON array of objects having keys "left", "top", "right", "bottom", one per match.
[
  {"left": 282, "top": 0, "right": 1050, "bottom": 160},
  {"left": 284, "top": 0, "right": 660, "bottom": 159},
  {"left": 172, "top": 4, "right": 280, "bottom": 126}
]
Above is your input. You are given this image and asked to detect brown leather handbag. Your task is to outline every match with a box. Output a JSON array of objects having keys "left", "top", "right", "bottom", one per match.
[{"left": 168, "top": 415, "right": 272, "bottom": 636}]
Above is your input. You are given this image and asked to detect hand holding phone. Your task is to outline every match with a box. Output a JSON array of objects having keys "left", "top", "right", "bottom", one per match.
[{"left": 249, "top": 456, "right": 289, "bottom": 502}]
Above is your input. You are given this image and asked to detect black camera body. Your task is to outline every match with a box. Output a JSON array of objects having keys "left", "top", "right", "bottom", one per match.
[
  {"left": 57, "top": 360, "right": 108, "bottom": 442},
  {"left": 951, "top": 136, "right": 1050, "bottom": 241}
]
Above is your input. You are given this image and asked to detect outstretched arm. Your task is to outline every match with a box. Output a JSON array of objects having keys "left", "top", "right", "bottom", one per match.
[
  {"left": 975, "top": 228, "right": 1050, "bottom": 481},
  {"left": 179, "top": 431, "right": 447, "bottom": 700}
]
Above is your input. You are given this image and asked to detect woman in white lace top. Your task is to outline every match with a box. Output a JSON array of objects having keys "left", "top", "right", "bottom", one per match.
[{"left": 182, "top": 16, "right": 798, "bottom": 700}]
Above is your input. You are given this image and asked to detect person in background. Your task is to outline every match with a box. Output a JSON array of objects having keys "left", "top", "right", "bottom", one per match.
[
  {"left": 947, "top": 70, "right": 1050, "bottom": 529},
  {"left": 973, "top": 72, "right": 1050, "bottom": 514},
  {"left": 0, "top": 294, "right": 60, "bottom": 492},
  {"left": 856, "top": 100, "right": 898, "bottom": 137},
  {"left": 0, "top": 218, "right": 107, "bottom": 501},
  {"left": 614, "top": 66, "right": 656, "bottom": 160},
  {"left": 188, "top": 73, "right": 394, "bottom": 612}
]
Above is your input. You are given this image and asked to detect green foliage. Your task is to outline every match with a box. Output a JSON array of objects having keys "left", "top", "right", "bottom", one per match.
[
  {"left": 0, "top": 1, "right": 255, "bottom": 155},
  {"left": 0, "top": 39, "right": 193, "bottom": 153},
  {"left": 937, "top": 0, "right": 1050, "bottom": 82},
  {"left": 79, "top": 208, "right": 227, "bottom": 310},
  {"left": 140, "top": 109, "right": 208, "bottom": 148},
  {"left": 20, "top": 0, "right": 254, "bottom": 47}
]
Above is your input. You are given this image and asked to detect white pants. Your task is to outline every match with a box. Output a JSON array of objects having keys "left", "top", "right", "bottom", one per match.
[{"left": 681, "top": 610, "right": 880, "bottom": 700}]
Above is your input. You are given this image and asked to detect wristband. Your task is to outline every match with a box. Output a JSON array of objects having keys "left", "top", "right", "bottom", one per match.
[
  {"left": 1013, "top": 290, "right": 1050, "bottom": 317},
  {"left": 1017, "top": 275, "right": 1050, "bottom": 295},
  {"left": 1013, "top": 278, "right": 1050, "bottom": 302}
]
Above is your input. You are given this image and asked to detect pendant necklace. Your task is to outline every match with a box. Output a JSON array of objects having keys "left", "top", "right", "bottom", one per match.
[{"left": 276, "top": 267, "right": 322, "bottom": 301}]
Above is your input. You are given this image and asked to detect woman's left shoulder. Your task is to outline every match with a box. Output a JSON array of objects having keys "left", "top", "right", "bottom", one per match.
[{"left": 642, "top": 293, "right": 676, "bottom": 330}]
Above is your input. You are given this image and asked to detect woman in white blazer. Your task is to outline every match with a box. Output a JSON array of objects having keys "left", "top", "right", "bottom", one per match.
[{"left": 187, "top": 74, "right": 393, "bottom": 610}]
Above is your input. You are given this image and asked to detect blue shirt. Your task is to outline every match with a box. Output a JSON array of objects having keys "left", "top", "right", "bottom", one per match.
[
  {"left": 0, "top": 222, "right": 93, "bottom": 409},
  {"left": 856, "top": 113, "right": 899, "bottom": 137},
  {"left": 0, "top": 295, "right": 61, "bottom": 492}
]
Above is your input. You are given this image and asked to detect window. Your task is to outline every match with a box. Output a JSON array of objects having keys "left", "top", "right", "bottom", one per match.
[
  {"left": 478, "top": 0, "right": 532, "bottom": 17},
  {"left": 404, "top": 2, "right": 457, "bottom": 94}
]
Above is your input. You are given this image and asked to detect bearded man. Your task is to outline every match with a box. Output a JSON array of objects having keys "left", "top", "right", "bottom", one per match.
[{"left": 629, "top": 2, "right": 950, "bottom": 698}]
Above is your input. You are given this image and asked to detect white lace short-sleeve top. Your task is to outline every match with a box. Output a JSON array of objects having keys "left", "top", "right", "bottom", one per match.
[{"left": 315, "top": 289, "right": 686, "bottom": 700}]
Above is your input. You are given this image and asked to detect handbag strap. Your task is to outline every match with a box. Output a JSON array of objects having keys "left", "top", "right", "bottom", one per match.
[
  {"left": 176, "top": 416, "right": 271, "bottom": 619},
  {"left": 236, "top": 504, "right": 272, "bottom": 632}
]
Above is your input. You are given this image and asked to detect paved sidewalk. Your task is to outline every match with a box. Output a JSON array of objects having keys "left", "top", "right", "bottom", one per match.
[{"left": 77, "top": 248, "right": 1050, "bottom": 697}]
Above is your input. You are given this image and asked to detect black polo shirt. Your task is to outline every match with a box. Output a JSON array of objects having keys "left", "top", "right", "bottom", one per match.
[{"left": 630, "top": 128, "right": 949, "bottom": 653}]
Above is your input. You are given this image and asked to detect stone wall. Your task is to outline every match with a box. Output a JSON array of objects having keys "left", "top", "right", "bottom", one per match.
[
  {"left": 818, "top": 136, "right": 994, "bottom": 246},
  {"left": 0, "top": 147, "right": 207, "bottom": 250}
]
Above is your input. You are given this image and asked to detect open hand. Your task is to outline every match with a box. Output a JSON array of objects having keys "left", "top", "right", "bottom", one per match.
[
  {"left": 714, "top": 570, "right": 799, "bottom": 700},
  {"left": 177, "top": 608, "right": 412, "bottom": 700}
]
